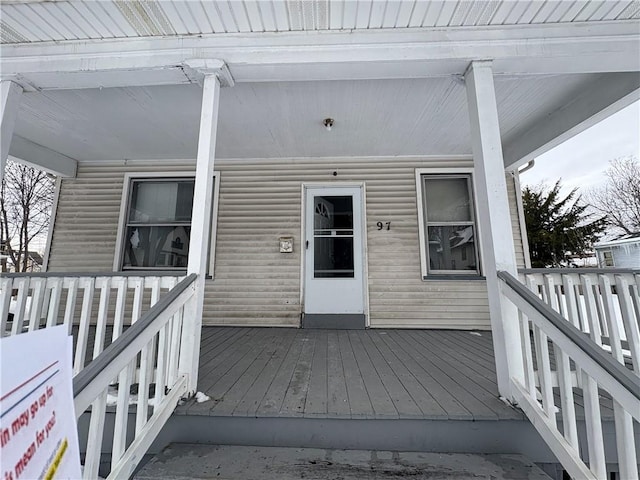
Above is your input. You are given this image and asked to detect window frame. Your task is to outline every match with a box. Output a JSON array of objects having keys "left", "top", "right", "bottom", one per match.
[
  {"left": 415, "top": 168, "right": 482, "bottom": 279},
  {"left": 114, "top": 171, "right": 221, "bottom": 276}
]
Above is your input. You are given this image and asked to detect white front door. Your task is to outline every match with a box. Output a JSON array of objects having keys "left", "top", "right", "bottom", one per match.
[{"left": 304, "top": 186, "right": 365, "bottom": 323}]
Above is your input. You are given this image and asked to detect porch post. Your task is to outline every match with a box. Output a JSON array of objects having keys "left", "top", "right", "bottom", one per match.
[
  {"left": 180, "top": 70, "right": 222, "bottom": 394},
  {"left": 1, "top": 81, "right": 23, "bottom": 183},
  {"left": 465, "top": 60, "right": 524, "bottom": 401}
]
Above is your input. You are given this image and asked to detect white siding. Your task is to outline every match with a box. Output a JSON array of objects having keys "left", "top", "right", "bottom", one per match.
[{"left": 48, "top": 157, "right": 527, "bottom": 329}]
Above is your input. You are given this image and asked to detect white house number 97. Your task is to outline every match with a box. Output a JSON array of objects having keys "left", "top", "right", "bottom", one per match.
[{"left": 377, "top": 222, "right": 391, "bottom": 230}]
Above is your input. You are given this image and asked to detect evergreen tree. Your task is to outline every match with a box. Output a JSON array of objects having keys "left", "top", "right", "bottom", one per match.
[{"left": 523, "top": 181, "right": 604, "bottom": 268}]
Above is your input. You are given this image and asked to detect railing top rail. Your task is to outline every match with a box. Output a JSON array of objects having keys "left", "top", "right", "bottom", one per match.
[
  {"left": 518, "top": 268, "right": 639, "bottom": 275},
  {"left": 2, "top": 270, "right": 187, "bottom": 279},
  {"left": 72, "top": 273, "right": 197, "bottom": 398},
  {"left": 498, "top": 270, "right": 640, "bottom": 400}
]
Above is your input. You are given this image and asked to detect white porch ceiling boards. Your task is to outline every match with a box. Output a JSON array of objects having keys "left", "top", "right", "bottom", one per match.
[
  {"left": 1, "top": 0, "right": 639, "bottom": 43},
  {"left": 12, "top": 73, "right": 607, "bottom": 162}
]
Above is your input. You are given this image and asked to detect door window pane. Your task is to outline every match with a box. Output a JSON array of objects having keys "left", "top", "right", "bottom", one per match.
[{"left": 313, "top": 196, "right": 354, "bottom": 278}]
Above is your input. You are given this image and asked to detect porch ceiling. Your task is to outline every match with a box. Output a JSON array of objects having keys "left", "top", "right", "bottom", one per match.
[
  {"left": 2, "top": 0, "right": 638, "bottom": 44},
  {"left": 12, "top": 71, "right": 629, "bottom": 162}
]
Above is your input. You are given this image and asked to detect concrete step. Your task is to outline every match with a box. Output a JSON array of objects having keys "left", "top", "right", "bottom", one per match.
[{"left": 134, "top": 443, "right": 552, "bottom": 480}]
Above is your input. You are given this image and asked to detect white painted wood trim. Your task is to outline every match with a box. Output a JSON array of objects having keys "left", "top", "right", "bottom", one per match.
[
  {"left": 414, "top": 167, "right": 477, "bottom": 279},
  {"left": 42, "top": 176, "right": 61, "bottom": 272}
]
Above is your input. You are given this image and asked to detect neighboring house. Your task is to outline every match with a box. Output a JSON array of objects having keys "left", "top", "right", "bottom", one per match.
[
  {"left": 1, "top": 2, "right": 639, "bottom": 479},
  {"left": 595, "top": 235, "right": 640, "bottom": 268}
]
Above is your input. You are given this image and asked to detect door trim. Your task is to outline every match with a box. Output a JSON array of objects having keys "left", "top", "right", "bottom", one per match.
[{"left": 300, "top": 182, "right": 370, "bottom": 327}]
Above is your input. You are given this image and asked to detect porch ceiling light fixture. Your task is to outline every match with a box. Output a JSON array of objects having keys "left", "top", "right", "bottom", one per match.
[{"left": 323, "top": 118, "right": 334, "bottom": 131}]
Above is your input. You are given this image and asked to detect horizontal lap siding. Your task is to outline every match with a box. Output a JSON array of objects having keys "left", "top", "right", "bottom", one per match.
[{"left": 48, "top": 158, "right": 527, "bottom": 329}]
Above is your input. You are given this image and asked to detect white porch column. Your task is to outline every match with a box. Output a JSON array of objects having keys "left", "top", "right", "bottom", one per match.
[
  {"left": 180, "top": 71, "right": 222, "bottom": 394},
  {"left": 465, "top": 60, "right": 524, "bottom": 400},
  {"left": 1, "top": 81, "right": 23, "bottom": 183}
]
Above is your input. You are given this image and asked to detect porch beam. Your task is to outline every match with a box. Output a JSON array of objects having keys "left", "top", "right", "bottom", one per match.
[
  {"left": 1, "top": 22, "right": 638, "bottom": 89},
  {"left": 1, "top": 80, "right": 22, "bottom": 182},
  {"left": 465, "top": 60, "right": 525, "bottom": 401},
  {"left": 181, "top": 65, "right": 223, "bottom": 394},
  {"left": 9, "top": 135, "right": 77, "bottom": 178},
  {"left": 503, "top": 73, "right": 640, "bottom": 170}
]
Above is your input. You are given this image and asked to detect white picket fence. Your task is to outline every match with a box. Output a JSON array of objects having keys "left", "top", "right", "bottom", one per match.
[
  {"left": 499, "top": 270, "right": 640, "bottom": 480},
  {"left": 0, "top": 272, "right": 197, "bottom": 479}
]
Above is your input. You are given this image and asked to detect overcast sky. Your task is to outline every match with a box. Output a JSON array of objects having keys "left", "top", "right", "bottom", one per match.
[{"left": 520, "top": 100, "right": 640, "bottom": 194}]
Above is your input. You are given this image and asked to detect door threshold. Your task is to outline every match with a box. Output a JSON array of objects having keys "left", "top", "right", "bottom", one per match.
[{"left": 302, "top": 314, "right": 366, "bottom": 330}]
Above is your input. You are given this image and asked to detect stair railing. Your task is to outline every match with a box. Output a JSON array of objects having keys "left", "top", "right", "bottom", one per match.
[
  {"left": 498, "top": 270, "right": 640, "bottom": 480},
  {"left": 73, "top": 273, "right": 197, "bottom": 479}
]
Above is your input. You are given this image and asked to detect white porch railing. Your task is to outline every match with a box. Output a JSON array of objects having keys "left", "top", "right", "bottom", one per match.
[
  {"left": 73, "top": 273, "right": 197, "bottom": 479},
  {"left": 1, "top": 271, "right": 197, "bottom": 479},
  {"left": 499, "top": 271, "right": 640, "bottom": 480},
  {"left": 519, "top": 269, "right": 640, "bottom": 372},
  {"left": 0, "top": 272, "right": 185, "bottom": 374}
]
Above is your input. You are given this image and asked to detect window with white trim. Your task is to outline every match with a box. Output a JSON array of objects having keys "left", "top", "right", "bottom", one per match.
[
  {"left": 121, "top": 178, "right": 195, "bottom": 270},
  {"left": 418, "top": 173, "right": 480, "bottom": 276}
]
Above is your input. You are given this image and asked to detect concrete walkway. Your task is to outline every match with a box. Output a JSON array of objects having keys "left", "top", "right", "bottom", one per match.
[{"left": 135, "top": 444, "right": 551, "bottom": 479}]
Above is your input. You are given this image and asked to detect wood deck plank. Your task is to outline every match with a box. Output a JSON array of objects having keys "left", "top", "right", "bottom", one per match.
[
  {"left": 326, "top": 331, "right": 351, "bottom": 417},
  {"left": 337, "top": 331, "right": 374, "bottom": 418},
  {"left": 232, "top": 329, "right": 298, "bottom": 416},
  {"left": 359, "top": 331, "right": 423, "bottom": 418},
  {"left": 304, "top": 331, "right": 329, "bottom": 417},
  {"left": 347, "top": 331, "right": 398, "bottom": 418},
  {"left": 409, "top": 331, "right": 522, "bottom": 420},
  {"left": 378, "top": 331, "right": 472, "bottom": 420},
  {"left": 256, "top": 331, "right": 306, "bottom": 416},
  {"left": 280, "top": 331, "right": 317, "bottom": 416},
  {"left": 387, "top": 331, "right": 501, "bottom": 420},
  {"left": 368, "top": 331, "right": 448, "bottom": 419},
  {"left": 212, "top": 330, "right": 291, "bottom": 416}
]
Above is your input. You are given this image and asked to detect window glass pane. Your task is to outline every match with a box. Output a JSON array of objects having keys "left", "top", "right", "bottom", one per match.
[
  {"left": 123, "top": 226, "right": 190, "bottom": 268},
  {"left": 314, "top": 196, "right": 353, "bottom": 231},
  {"left": 129, "top": 180, "right": 194, "bottom": 223},
  {"left": 427, "top": 225, "right": 477, "bottom": 271},
  {"left": 314, "top": 237, "right": 354, "bottom": 278},
  {"left": 313, "top": 196, "right": 354, "bottom": 278},
  {"left": 424, "top": 177, "right": 471, "bottom": 222}
]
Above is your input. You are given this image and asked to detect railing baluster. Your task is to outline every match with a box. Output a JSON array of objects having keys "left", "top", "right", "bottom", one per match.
[
  {"left": 46, "top": 278, "right": 63, "bottom": 327},
  {"left": 553, "top": 343, "right": 578, "bottom": 449},
  {"left": 74, "top": 277, "right": 95, "bottom": 374},
  {"left": 63, "top": 277, "right": 79, "bottom": 335},
  {"left": 111, "top": 359, "right": 134, "bottom": 470},
  {"left": 83, "top": 388, "right": 108, "bottom": 480},
  {"left": 581, "top": 275, "right": 603, "bottom": 346},
  {"left": 519, "top": 310, "right": 537, "bottom": 398},
  {"left": 93, "top": 277, "right": 111, "bottom": 359},
  {"left": 112, "top": 277, "right": 127, "bottom": 342},
  {"left": 0, "top": 278, "right": 13, "bottom": 336},
  {"left": 27, "top": 278, "right": 46, "bottom": 332},
  {"left": 136, "top": 338, "right": 153, "bottom": 434},
  {"left": 582, "top": 372, "right": 606, "bottom": 479},
  {"left": 616, "top": 275, "right": 640, "bottom": 374},
  {"left": 533, "top": 326, "right": 555, "bottom": 421},
  {"left": 11, "top": 277, "right": 30, "bottom": 335},
  {"left": 155, "top": 323, "right": 168, "bottom": 407},
  {"left": 167, "top": 300, "right": 183, "bottom": 387}
]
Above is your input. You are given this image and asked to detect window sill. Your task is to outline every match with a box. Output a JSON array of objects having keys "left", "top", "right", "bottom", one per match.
[{"left": 422, "top": 274, "right": 486, "bottom": 281}]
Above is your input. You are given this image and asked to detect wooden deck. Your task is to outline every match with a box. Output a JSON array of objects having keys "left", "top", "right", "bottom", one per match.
[{"left": 178, "top": 327, "right": 524, "bottom": 421}]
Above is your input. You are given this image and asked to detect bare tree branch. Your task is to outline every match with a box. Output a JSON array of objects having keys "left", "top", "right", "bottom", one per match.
[{"left": 0, "top": 161, "right": 55, "bottom": 272}]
